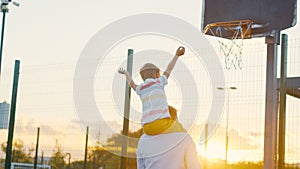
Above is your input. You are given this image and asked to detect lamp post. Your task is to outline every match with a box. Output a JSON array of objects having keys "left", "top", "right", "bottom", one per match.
[
  {"left": 217, "top": 86, "right": 237, "bottom": 168},
  {"left": 0, "top": 0, "right": 19, "bottom": 79}
]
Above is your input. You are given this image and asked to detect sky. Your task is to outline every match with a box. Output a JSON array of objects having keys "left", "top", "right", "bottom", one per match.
[{"left": 0, "top": 0, "right": 299, "bottom": 163}]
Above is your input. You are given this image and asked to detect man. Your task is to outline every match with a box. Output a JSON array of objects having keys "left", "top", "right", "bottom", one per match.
[{"left": 136, "top": 106, "right": 201, "bottom": 169}]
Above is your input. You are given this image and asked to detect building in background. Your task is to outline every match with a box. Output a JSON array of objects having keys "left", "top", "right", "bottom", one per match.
[{"left": 0, "top": 101, "right": 10, "bottom": 129}]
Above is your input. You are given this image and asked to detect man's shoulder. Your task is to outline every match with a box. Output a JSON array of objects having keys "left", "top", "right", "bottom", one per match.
[{"left": 140, "top": 132, "right": 192, "bottom": 141}]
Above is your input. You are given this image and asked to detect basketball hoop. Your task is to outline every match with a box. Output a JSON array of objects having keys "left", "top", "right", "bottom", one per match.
[{"left": 203, "top": 20, "right": 252, "bottom": 69}]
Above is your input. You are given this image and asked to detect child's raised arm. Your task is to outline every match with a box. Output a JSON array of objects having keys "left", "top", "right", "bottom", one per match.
[
  {"left": 163, "top": 46, "right": 185, "bottom": 79},
  {"left": 118, "top": 67, "right": 137, "bottom": 91}
]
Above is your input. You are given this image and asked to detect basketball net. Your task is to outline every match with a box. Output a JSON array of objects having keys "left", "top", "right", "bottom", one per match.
[{"left": 204, "top": 20, "right": 252, "bottom": 70}]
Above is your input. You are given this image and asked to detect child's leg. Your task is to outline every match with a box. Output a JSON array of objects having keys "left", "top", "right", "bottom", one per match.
[
  {"left": 163, "top": 120, "right": 186, "bottom": 134},
  {"left": 143, "top": 118, "right": 186, "bottom": 135},
  {"left": 143, "top": 118, "right": 173, "bottom": 135}
]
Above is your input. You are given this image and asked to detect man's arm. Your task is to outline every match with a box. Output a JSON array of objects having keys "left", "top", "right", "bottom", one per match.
[
  {"left": 185, "top": 136, "right": 202, "bottom": 169},
  {"left": 163, "top": 46, "right": 185, "bottom": 79},
  {"left": 118, "top": 67, "right": 137, "bottom": 91},
  {"left": 137, "top": 156, "right": 146, "bottom": 169}
]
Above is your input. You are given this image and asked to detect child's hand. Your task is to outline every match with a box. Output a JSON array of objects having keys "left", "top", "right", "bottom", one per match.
[
  {"left": 176, "top": 46, "right": 185, "bottom": 57},
  {"left": 118, "top": 67, "right": 127, "bottom": 74}
]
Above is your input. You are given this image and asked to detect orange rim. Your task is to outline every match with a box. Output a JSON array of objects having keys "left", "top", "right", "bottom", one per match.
[{"left": 204, "top": 20, "right": 252, "bottom": 39}]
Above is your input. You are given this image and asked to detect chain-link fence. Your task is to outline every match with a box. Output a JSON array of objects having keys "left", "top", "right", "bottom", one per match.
[{"left": 0, "top": 36, "right": 299, "bottom": 169}]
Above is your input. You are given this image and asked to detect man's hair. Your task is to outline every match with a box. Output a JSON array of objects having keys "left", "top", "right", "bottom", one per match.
[{"left": 140, "top": 63, "right": 160, "bottom": 81}]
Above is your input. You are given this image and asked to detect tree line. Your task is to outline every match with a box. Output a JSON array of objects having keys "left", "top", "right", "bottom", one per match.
[
  {"left": 0, "top": 129, "right": 143, "bottom": 169},
  {"left": 1, "top": 128, "right": 299, "bottom": 169}
]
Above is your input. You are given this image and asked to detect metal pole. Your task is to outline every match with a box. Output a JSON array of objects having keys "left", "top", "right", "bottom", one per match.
[
  {"left": 217, "top": 86, "right": 236, "bottom": 168},
  {"left": 0, "top": 4, "right": 8, "bottom": 78},
  {"left": 264, "top": 33, "right": 280, "bottom": 169},
  {"left": 84, "top": 126, "right": 89, "bottom": 169},
  {"left": 204, "top": 123, "right": 208, "bottom": 169},
  {"left": 34, "top": 127, "right": 40, "bottom": 169},
  {"left": 120, "top": 49, "right": 134, "bottom": 169},
  {"left": 275, "top": 89, "right": 280, "bottom": 169},
  {"left": 278, "top": 34, "right": 288, "bottom": 169},
  {"left": 226, "top": 87, "right": 236, "bottom": 168},
  {"left": 4, "top": 60, "right": 21, "bottom": 169},
  {"left": 41, "top": 151, "right": 44, "bottom": 165},
  {"left": 225, "top": 91, "right": 229, "bottom": 169}
]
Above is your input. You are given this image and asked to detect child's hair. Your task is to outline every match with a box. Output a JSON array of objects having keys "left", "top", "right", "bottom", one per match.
[
  {"left": 168, "top": 105, "right": 178, "bottom": 121},
  {"left": 140, "top": 63, "right": 160, "bottom": 81}
]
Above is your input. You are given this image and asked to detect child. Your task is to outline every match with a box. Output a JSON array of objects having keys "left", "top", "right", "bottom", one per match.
[{"left": 118, "top": 46, "right": 186, "bottom": 135}]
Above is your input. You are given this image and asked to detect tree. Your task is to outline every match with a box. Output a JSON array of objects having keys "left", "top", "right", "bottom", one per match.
[
  {"left": 104, "top": 129, "right": 143, "bottom": 169},
  {"left": 49, "top": 140, "right": 66, "bottom": 169},
  {"left": 87, "top": 145, "right": 113, "bottom": 169},
  {"left": 1, "top": 139, "right": 33, "bottom": 163},
  {"left": 106, "top": 128, "right": 143, "bottom": 148}
]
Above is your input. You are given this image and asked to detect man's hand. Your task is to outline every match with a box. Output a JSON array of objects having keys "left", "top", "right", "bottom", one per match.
[{"left": 176, "top": 46, "right": 185, "bottom": 57}]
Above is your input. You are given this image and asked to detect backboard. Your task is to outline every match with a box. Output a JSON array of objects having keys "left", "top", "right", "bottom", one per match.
[{"left": 201, "top": 0, "right": 297, "bottom": 39}]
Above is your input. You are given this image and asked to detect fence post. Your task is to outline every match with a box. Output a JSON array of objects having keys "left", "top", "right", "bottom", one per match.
[
  {"left": 278, "top": 33, "right": 288, "bottom": 169},
  {"left": 4, "top": 60, "right": 21, "bottom": 169},
  {"left": 120, "top": 49, "right": 134, "bottom": 169}
]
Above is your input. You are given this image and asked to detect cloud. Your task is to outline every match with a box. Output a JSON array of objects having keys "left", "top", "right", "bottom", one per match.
[
  {"left": 71, "top": 118, "right": 124, "bottom": 144},
  {"left": 14, "top": 118, "right": 63, "bottom": 136},
  {"left": 190, "top": 124, "right": 261, "bottom": 150}
]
